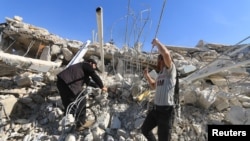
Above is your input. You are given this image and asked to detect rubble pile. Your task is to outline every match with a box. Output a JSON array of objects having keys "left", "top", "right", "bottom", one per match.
[{"left": 0, "top": 16, "right": 250, "bottom": 141}]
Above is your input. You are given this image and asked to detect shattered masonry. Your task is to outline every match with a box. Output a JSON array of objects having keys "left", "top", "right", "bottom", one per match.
[{"left": 0, "top": 16, "right": 250, "bottom": 141}]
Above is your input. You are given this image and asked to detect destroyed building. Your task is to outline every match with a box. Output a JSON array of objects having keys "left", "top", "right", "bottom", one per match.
[{"left": 0, "top": 16, "right": 250, "bottom": 141}]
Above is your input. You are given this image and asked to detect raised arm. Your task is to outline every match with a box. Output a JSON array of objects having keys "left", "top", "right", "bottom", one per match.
[
  {"left": 152, "top": 38, "right": 172, "bottom": 69},
  {"left": 143, "top": 68, "right": 156, "bottom": 89}
]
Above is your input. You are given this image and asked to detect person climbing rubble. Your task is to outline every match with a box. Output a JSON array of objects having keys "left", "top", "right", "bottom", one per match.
[
  {"left": 141, "top": 38, "right": 177, "bottom": 141},
  {"left": 56, "top": 58, "right": 107, "bottom": 131}
]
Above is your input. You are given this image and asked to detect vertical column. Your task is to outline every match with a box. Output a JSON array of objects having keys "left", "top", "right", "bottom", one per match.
[{"left": 96, "top": 7, "right": 105, "bottom": 73}]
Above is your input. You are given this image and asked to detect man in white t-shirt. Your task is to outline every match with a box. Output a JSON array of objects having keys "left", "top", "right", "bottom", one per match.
[{"left": 141, "top": 38, "right": 177, "bottom": 141}]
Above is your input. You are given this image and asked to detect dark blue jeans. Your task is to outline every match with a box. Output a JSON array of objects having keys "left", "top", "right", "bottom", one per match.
[{"left": 141, "top": 105, "right": 175, "bottom": 141}]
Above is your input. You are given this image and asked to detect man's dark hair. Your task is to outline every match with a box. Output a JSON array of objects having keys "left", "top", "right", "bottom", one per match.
[
  {"left": 158, "top": 54, "right": 163, "bottom": 60},
  {"left": 85, "top": 58, "right": 101, "bottom": 72}
]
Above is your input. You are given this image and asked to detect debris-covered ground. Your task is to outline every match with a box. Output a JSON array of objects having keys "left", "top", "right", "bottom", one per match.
[{"left": 0, "top": 16, "right": 250, "bottom": 141}]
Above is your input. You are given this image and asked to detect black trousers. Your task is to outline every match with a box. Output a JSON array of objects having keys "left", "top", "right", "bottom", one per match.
[
  {"left": 56, "top": 77, "right": 86, "bottom": 123},
  {"left": 141, "top": 105, "right": 175, "bottom": 141}
]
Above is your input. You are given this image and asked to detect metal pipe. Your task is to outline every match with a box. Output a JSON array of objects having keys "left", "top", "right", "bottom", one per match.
[{"left": 96, "top": 7, "right": 105, "bottom": 73}]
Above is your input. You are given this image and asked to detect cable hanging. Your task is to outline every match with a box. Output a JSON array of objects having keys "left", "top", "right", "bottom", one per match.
[
  {"left": 154, "top": 0, "right": 167, "bottom": 39},
  {"left": 147, "top": 0, "right": 167, "bottom": 68},
  {"left": 124, "top": 0, "right": 131, "bottom": 47}
]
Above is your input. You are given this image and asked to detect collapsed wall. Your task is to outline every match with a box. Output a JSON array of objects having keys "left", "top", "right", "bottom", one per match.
[{"left": 0, "top": 16, "right": 250, "bottom": 141}]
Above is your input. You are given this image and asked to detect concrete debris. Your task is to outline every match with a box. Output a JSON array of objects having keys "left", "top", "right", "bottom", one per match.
[{"left": 0, "top": 16, "right": 250, "bottom": 141}]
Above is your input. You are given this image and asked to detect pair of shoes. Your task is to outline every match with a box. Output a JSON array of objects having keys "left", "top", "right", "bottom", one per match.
[{"left": 75, "top": 120, "right": 95, "bottom": 131}]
